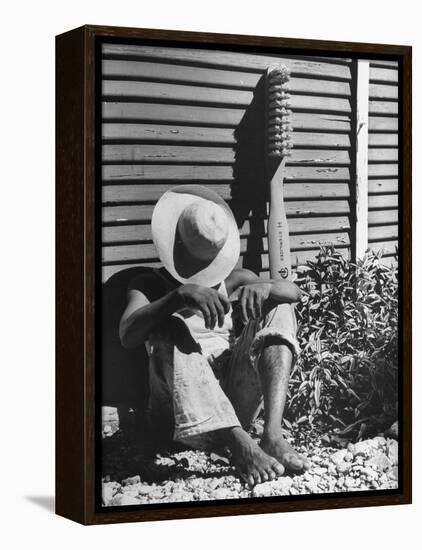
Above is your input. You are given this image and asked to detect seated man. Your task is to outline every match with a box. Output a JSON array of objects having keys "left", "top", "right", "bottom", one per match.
[{"left": 119, "top": 184, "right": 310, "bottom": 487}]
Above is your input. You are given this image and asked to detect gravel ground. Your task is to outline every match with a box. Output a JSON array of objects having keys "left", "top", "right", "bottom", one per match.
[{"left": 101, "top": 419, "right": 399, "bottom": 507}]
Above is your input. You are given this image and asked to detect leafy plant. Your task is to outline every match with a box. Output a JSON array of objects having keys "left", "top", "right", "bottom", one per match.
[{"left": 285, "top": 246, "right": 398, "bottom": 435}]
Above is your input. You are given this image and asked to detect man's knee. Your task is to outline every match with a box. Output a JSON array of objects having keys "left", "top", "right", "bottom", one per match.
[
  {"left": 248, "top": 304, "right": 300, "bottom": 367},
  {"left": 149, "top": 315, "right": 201, "bottom": 355},
  {"left": 265, "top": 302, "right": 297, "bottom": 336}
]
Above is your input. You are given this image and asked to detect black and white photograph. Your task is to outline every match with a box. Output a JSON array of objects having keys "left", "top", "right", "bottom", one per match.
[{"left": 99, "top": 41, "right": 401, "bottom": 508}]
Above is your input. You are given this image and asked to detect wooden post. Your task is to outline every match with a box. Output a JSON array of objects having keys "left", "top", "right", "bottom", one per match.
[{"left": 354, "top": 60, "right": 370, "bottom": 259}]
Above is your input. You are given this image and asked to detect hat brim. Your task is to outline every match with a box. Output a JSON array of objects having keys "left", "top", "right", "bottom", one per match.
[{"left": 151, "top": 185, "right": 241, "bottom": 287}]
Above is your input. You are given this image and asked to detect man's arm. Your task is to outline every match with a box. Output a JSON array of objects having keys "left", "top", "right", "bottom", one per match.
[
  {"left": 227, "top": 268, "right": 301, "bottom": 324},
  {"left": 227, "top": 268, "right": 301, "bottom": 302},
  {"left": 119, "top": 283, "right": 231, "bottom": 349},
  {"left": 119, "top": 288, "right": 180, "bottom": 349}
]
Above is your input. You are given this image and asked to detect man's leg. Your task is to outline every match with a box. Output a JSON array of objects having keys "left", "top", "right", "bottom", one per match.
[
  {"left": 258, "top": 338, "right": 311, "bottom": 473},
  {"left": 222, "top": 303, "right": 310, "bottom": 474},
  {"left": 147, "top": 315, "right": 284, "bottom": 485}
]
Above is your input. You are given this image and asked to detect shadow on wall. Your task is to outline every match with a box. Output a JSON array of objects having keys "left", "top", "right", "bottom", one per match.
[
  {"left": 230, "top": 74, "right": 267, "bottom": 275},
  {"left": 102, "top": 266, "right": 151, "bottom": 414}
]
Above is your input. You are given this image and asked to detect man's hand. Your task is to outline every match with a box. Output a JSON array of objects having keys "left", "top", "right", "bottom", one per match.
[
  {"left": 230, "top": 282, "right": 272, "bottom": 324},
  {"left": 175, "top": 284, "right": 230, "bottom": 329}
]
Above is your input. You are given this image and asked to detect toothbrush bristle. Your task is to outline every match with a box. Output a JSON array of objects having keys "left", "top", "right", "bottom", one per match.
[{"left": 266, "top": 66, "right": 292, "bottom": 159}]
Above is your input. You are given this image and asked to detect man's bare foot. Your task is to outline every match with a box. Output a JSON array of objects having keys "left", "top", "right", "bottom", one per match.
[
  {"left": 261, "top": 433, "right": 311, "bottom": 474},
  {"left": 222, "top": 427, "right": 285, "bottom": 486}
]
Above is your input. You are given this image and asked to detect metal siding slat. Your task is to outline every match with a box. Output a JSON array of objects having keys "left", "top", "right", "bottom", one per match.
[
  {"left": 101, "top": 165, "right": 351, "bottom": 183},
  {"left": 102, "top": 44, "right": 352, "bottom": 79},
  {"left": 368, "top": 225, "right": 398, "bottom": 241},
  {"left": 369, "top": 67, "right": 399, "bottom": 83},
  {"left": 102, "top": 61, "right": 352, "bottom": 96},
  {"left": 103, "top": 123, "right": 351, "bottom": 148},
  {"left": 103, "top": 59, "right": 261, "bottom": 88},
  {"left": 103, "top": 231, "right": 352, "bottom": 264},
  {"left": 369, "top": 60, "right": 399, "bottom": 68},
  {"left": 368, "top": 100, "right": 398, "bottom": 115},
  {"left": 369, "top": 83, "right": 398, "bottom": 100},
  {"left": 368, "top": 195, "right": 398, "bottom": 209},
  {"left": 102, "top": 81, "right": 352, "bottom": 112},
  {"left": 102, "top": 145, "right": 351, "bottom": 165},
  {"left": 102, "top": 102, "right": 245, "bottom": 126},
  {"left": 103, "top": 80, "right": 254, "bottom": 106},
  {"left": 368, "top": 148, "right": 398, "bottom": 162},
  {"left": 368, "top": 133, "right": 398, "bottom": 147},
  {"left": 102, "top": 200, "right": 351, "bottom": 224},
  {"left": 368, "top": 179, "right": 398, "bottom": 194},
  {"left": 103, "top": 103, "right": 352, "bottom": 132},
  {"left": 103, "top": 215, "right": 352, "bottom": 244},
  {"left": 102, "top": 182, "right": 351, "bottom": 204},
  {"left": 368, "top": 117, "right": 398, "bottom": 132},
  {"left": 102, "top": 123, "right": 236, "bottom": 144},
  {"left": 368, "top": 164, "right": 398, "bottom": 178},
  {"left": 368, "top": 210, "right": 398, "bottom": 225},
  {"left": 368, "top": 240, "right": 398, "bottom": 255}
]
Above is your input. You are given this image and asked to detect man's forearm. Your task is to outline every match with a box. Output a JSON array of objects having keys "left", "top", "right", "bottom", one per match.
[
  {"left": 120, "top": 290, "right": 181, "bottom": 349},
  {"left": 268, "top": 280, "right": 301, "bottom": 304}
]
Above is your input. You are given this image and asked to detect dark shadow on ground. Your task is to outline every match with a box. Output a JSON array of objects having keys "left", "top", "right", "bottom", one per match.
[{"left": 25, "top": 495, "right": 55, "bottom": 513}]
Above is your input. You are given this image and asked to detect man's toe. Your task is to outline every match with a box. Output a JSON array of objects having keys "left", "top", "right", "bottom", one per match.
[
  {"left": 268, "top": 469, "right": 277, "bottom": 480},
  {"left": 285, "top": 453, "right": 305, "bottom": 472},
  {"left": 271, "top": 461, "right": 285, "bottom": 477},
  {"left": 259, "top": 469, "right": 269, "bottom": 482},
  {"left": 252, "top": 470, "right": 262, "bottom": 485},
  {"left": 247, "top": 474, "right": 255, "bottom": 487},
  {"left": 302, "top": 456, "right": 311, "bottom": 471}
]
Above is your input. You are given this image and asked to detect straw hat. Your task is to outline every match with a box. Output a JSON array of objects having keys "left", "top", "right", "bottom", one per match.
[{"left": 151, "top": 185, "right": 240, "bottom": 287}]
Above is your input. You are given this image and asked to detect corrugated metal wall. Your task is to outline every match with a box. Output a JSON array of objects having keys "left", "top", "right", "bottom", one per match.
[
  {"left": 101, "top": 44, "right": 398, "bottom": 282},
  {"left": 367, "top": 60, "right": 399, "bottom": 265}
]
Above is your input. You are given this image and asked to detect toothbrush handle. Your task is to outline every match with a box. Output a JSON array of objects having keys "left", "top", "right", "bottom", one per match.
[{"left": 267, "top": 157, "right": 292, "bottom": 280}]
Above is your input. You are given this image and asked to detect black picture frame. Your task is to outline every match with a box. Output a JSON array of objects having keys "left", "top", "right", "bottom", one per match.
[{"left": 56, "top": 25, "right": 412, "bottom": 525}]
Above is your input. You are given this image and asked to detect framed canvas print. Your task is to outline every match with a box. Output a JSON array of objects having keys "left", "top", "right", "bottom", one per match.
[{"left": 56, "top": 25, "right": 412, "bottom": 525}]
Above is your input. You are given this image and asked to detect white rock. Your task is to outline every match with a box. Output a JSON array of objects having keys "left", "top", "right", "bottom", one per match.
[
  {"left": 327, "top": 464, "right": 337, "bottom": 475},
  {"left": 387, "top": 467, "right": 398, "bottom": 481},
  {"left": 120, "top": 494, "right": 141, "bottom": 506},
  {"left": 330, "top": 449, "right": 348, "bottom": 465},
  {"left": 108, "top": 494, "right": 123, "bottom": 506},
  {"left": 273, "top": 477, "right": 293, "bottom": 495},
  {"left": 138, "top": 484, "right": 155, "bottom": 496},
  {"left": 169, "top": 491, "right": 193, "bottom": 502},
  {"left": 213, "top": 488, "right": 234, "bottom": 500},
  {"left": 353, "top": 441, "right": 375, "bottom": 456},
  {"left": 386, "top": 440, "right": 399, "bottom": 466},
  {"left": 336, "top": 461, "right": 351, "bottom": 475},
  {"left": 360, "top": 466, "right": 378, "bottom": 479},
  {"left": 373, "top": 436, "right": 387, "bottom": 448},
  {"left": 345, "top": 477, "right": 355, "bottom": 488},
  {"left": 252, "top": 483, "right": 273, "bottom": 498},
  {"left": 367, "top": 450, "right": 392, "bottom": 472},
  {"left": 122, "top": 475, "right": 141, "bottom": 486},
  {"left": 304, "top": 481, "right": 319, "bottom": 493},
  {"left": 102, "top": 485, "right": 114, "bottom": 505}
]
